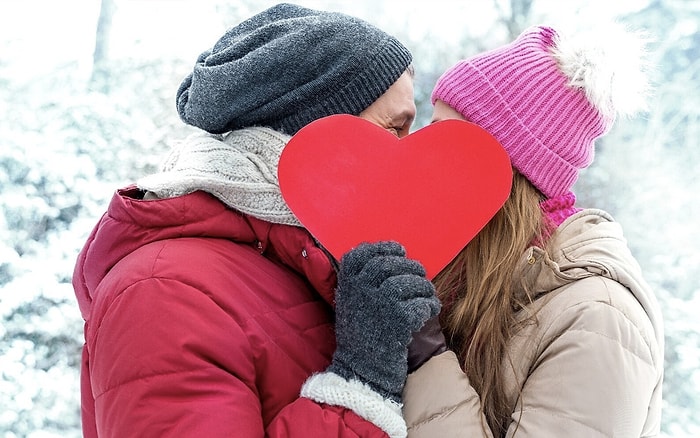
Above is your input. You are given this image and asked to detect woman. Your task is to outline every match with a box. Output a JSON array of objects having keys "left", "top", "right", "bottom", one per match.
[{"left": 402, "top": 24, "right": 664, "bottom": 437}]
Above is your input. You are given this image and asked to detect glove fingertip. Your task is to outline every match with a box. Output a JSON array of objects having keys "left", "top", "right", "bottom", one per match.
[
  {"left": 373, "top": 240, "right": 406, "bottom": 257},
  {"left": 340, "top": 241, "right": 406, "bottom": 272}
]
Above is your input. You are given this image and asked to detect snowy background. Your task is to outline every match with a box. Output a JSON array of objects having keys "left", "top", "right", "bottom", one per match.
[{"left": 1, "top": 0, "right": 698, "bottom": 436}]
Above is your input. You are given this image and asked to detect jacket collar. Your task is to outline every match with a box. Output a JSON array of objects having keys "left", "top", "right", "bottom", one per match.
[
  {"left": 74, "top": 186, "right": 337, "bottom": 318},
  {"left": 516, "top": 209, "right": 663, "bottom": 345},
  {"left": 519, "top": 209, "right": 639, "bottom": 295}
]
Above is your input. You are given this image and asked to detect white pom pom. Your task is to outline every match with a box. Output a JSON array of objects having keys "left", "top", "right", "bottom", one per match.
[{"left": 550, "top": 22, "right": 652, "bottom": 118}]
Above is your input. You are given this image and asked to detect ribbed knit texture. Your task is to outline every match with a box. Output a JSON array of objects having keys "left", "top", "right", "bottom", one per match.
[
  {"left": 540, "top": 191, "right": 581, "bottom": 226},
  {"left": 177, "top": 3, "right": 412, "bottom": 135},
  {"left": 432, "top": 26, "right": 614, "bottom": 198},
  {"left": 137, "top": 127, "right": 302, "bottom": 226},
  {"left": 301, "top": 372, "right": 406, "bottom": 438}
]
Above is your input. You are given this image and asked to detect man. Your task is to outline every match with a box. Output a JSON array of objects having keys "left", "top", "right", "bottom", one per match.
[{"left": 73, "top": 4, "right": 436, "bottom": 438}]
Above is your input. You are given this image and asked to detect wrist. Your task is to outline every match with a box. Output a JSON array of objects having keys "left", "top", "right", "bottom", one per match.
[
  {"left": 327, "top": 355, "right": 405, "bottom": 403},
  {"left": 407, "top": 315, "right": 447, "bottom": 373}
]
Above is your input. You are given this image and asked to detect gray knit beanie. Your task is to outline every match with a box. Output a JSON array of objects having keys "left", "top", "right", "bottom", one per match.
[{"left": 176, "top": 3, "right": 413, "bottom": 135}]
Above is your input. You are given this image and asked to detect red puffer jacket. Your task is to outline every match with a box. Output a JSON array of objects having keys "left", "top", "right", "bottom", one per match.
[{"left": 72, "top": 186, "right": 387, "bottom": 438}]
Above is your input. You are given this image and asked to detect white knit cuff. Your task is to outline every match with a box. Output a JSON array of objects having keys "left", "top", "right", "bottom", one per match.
[{"left": 300, "top": 372, "right": 407, "bottom": 438}]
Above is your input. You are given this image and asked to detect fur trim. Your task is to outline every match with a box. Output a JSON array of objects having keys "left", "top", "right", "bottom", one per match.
[
  {"left": 550, "top": 22, "right": 652, "bottom": 118},
  {"left": 301, "top": 372, "right": 407, "bottom": 438}
]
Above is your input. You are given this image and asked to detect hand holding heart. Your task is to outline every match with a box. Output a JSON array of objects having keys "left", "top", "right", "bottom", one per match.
[{"left": 278, "top": 114, "right": 512, "bottom": 279}]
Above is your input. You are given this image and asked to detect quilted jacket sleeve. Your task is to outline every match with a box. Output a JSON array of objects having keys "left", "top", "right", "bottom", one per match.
[
  {"left": 403, "top": 278, "right": 662, "bottom": 437},
  {"left": 403, "top": 351, "right": 490, "bottom": 436},
  {"left": 87, "top": 276, "right": 394, "bottom": 438},
  {"left": 268, "top": 396, "right": 399, "bottom": 437}
]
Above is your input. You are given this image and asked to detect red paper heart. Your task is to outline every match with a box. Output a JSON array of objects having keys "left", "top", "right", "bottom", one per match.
[{"left": 279, "top": 114, "right": 512, "bottom": 279}]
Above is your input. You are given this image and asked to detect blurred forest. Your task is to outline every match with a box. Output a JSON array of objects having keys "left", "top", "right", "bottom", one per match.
[{"left": 0, "top": 0, "right": 698, "bottom": 436}]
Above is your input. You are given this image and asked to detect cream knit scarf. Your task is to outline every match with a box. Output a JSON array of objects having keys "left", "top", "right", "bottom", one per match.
[{"left": 137, "top": 127, "right": 302, "bottom": 227}]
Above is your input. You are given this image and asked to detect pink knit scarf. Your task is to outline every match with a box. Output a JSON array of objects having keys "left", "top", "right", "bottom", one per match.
[{"left": 540, "top": 191, "right": 581, "bottom": 227}]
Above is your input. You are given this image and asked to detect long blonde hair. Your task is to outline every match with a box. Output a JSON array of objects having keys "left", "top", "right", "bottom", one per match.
[{"left": 433, "top": 170, "right": 553, "bottom": 436}]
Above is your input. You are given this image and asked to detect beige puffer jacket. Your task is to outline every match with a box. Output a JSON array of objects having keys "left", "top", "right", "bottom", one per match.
[{"left": 403, "top": 209, "right": 664, "bottom": 437}]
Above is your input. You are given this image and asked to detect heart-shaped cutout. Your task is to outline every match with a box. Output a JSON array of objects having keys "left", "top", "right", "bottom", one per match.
[{"left": 279, "top": 114, "right": 512, "bottom": 279}]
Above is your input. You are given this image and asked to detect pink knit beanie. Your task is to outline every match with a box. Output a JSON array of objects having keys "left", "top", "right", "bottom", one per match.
[{"left": 432, "top": 25, "right": 649, "bottom": 198}]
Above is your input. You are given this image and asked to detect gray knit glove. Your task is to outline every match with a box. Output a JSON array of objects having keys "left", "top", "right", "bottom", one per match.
[{"left": 327, "top": 241, "right": 441, "bottom": 403}]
